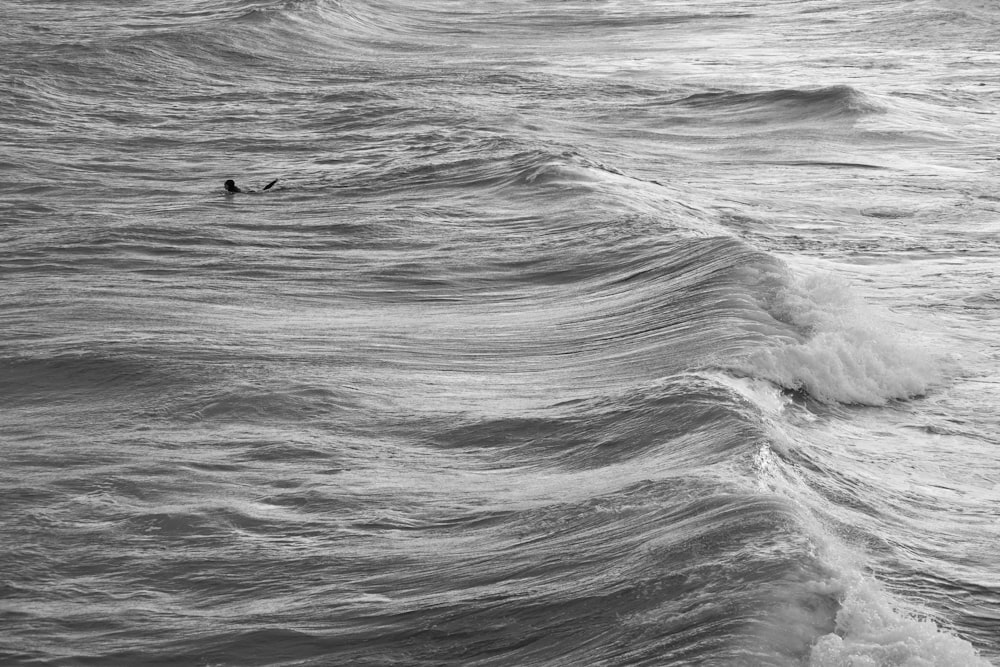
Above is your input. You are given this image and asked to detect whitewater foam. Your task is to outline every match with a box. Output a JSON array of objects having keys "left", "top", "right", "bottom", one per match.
[
  {"left": 810, "top": 571, "right": 991, "bottom": 667},
  {"left": 749, "top": 427, "right": 990, "bottom": 667},
  {"left": 733, "top": 268, "right": 941, "bottom": 405}
]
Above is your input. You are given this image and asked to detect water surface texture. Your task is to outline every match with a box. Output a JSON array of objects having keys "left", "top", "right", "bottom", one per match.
[{"left": 3, "top": 0, "right": 999, "bottom": 665}]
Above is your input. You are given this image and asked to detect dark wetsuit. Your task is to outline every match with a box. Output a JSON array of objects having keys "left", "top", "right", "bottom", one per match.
[{"left": 224, "top": 179, "right": 277, "bottom": 194}]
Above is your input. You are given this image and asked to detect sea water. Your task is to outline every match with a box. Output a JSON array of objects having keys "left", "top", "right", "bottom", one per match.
[{"left": 2, "top": 0, "right": 998, "bottom": 665}]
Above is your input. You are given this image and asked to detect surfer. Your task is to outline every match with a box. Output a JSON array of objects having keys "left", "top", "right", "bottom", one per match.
[{"left": 224, "top": 178, "right": 278, "bottom": 194}]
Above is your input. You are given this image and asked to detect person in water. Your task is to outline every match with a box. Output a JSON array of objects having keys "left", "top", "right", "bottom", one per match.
[{"left": 224, "top": 178, "right": 278, "bottom": 194}]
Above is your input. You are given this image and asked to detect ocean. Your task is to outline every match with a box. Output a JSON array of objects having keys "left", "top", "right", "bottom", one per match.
[{"left": 2, "top": 0, "right": 999, "bottom": 665}]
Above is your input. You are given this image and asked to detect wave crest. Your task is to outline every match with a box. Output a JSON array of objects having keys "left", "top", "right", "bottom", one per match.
[
  {"left": 669, "top": 85, "right": 885, "bottom": 125},
  {"left": 729, "top": 268, "right": 940, "bottom": 405},
  {"left": 810, "top": 575, "right": 991, "bottom": 666}
]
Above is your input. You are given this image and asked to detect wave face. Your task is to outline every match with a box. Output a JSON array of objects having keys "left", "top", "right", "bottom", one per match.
[{"left": 3, "top": 0, "right": 1000, "bottom": 665}]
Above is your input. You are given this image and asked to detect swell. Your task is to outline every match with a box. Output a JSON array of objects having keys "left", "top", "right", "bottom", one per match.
[
  {"left": 2, "top": 3, "right": 991, "bottom": 667},
  {"left": 670, "top": 85, "right": 885, "bottom": 123},
  {"left": 2, "top": 140, "right": 935, "bottom": 413},
  {"left": 1, "top": 366, "right": 844, "bottom": 666}
]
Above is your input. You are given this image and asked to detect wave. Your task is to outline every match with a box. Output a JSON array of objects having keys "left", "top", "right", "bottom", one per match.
[
  {"left": 746, "top": 426, "right": 992, "bottom": 667},
  {"left": 724, "top": 267, "right": 941, "bottom": 405},
  {"left": 810, "top": 573, "right": 991, "bottom": 666},
  {"left": 3, "top": 2, "right": 994, "bottom": 665},
  {"left": 668, "top": 85, "right": 886, "bottom": 125}
]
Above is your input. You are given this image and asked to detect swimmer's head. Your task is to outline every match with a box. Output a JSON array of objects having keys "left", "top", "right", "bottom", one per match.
[{"left": 223, "top": 179, "right": 240, "bottom": 193}]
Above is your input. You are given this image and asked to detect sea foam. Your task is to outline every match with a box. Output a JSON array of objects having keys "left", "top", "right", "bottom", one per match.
[
  {"left": 748, "top": 419, "right": 990, "bottom": 667},
  {"left": 733, "top": 269, "right": 940, "bottom": 405},
  {"left": 810, "top": 573, "right": 991, "bottom": 667}
]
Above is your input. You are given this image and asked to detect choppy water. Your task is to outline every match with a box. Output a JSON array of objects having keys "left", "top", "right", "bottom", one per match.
[{"left": 3, "top": 0, "right": 999, "bottom": 665}]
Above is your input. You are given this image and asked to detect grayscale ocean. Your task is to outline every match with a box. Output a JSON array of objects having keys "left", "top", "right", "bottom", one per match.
[{"left": 2, "top": 0, "right": 999, "bottom": 665}]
